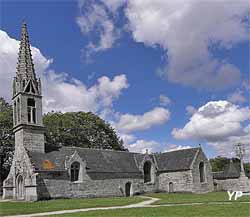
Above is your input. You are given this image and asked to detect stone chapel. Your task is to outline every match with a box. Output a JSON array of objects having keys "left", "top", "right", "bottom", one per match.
[{"left": 3, "top": 23, "right": 214, "bottom": 201}]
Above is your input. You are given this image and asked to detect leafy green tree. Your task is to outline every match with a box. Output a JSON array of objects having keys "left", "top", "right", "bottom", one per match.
[
  {"left": 209, "top": 156, "right": 230, "bottom": 172},
  {"left": 210, "top": 156, "right": 250, "bottom": 174},
  {"left": 0, "top": 97, "right": 14, "bottom": 189},
  {"left": 43, "top": 111, "right": 125, "bottom": 152}
]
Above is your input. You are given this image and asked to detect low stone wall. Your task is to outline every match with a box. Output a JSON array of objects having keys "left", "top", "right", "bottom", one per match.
[{"left": 214, "top": 176, "right": 250, "bottom": 192}]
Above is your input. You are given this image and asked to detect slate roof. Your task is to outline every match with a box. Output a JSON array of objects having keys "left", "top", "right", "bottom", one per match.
[
  {"left": 154, "top": 148, "right": 199, "bottom": 172},
  {"left": 212, "top": 161, "right": 250, "bottom": 179},
  {"left": 28, "top": 146, "right": 200, "bottom": 179},
  {"left": 28, "top": 146, "right": 142, "bottom": 179}
]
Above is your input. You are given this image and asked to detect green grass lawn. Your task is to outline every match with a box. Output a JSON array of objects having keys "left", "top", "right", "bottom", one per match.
[
  {"left": 1, "top": 192, "right": 249, "bottom": 217},
  {"left": 148, "top": 192, "right": 250, "bottom": 205},
  {"left": 46, "top": 203, "right": 250, "bottom": 217},
  {"left": 0, "top": 196, "right": 146, "bottom": 216}
]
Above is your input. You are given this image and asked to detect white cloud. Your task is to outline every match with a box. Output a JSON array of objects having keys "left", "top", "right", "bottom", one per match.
[
  {"left": 127, "top": 139, "right": 160, "bottom": 153},
  {"left": 110, "top": 106, "right": 170, "bottom": 153},
  {"left": 159, "top": 94, "right": 171, "bottom": 106},
  {"left": 173, "top": 101, "right": 250, "bottom": 140},
  {"left": 76, "top": 1, "right": 120, "bottom": 60},
  {"left": 172, "top": 100, "right": 250, "bottom": 158},
  {"left": 92, "top": 74, "right": 129, "bottom": 108},
  {"left": 208, "top": 134, "right": 250, "bottom": 161},
  {"left": 0, "top": 30, "right": 128, "bottom": 114},
  {"left": 163, "top": 144, "right": 192, "bottom": 153},
  {"left": 42, "top": 71, "right": 97, "bottom": 113},
  {"left": 116, "top": 107, "right": 170, "bottom": 133},
  {"left": 119, "top": 133, "right": 136, "bottom": 145},
  {"left": 81, "top": 0, "right": 249, "bottom": 89},
  {"left": 124, "top": 0, "right": 249, "bottom": 90}
]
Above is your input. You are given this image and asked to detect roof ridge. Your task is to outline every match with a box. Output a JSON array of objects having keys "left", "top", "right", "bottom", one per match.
[
  {"left": 61, "top": 146, "right": 142, "bottom": 154},
  {"left": 158, "top": 147, "right": 199, "bottom": 155}
]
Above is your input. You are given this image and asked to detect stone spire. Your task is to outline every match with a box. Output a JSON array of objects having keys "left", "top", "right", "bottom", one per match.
[
  {"left": 12, "top": 22, "right": 45, "bottom": 154},
  {"left": 16, "top": 21, "right": 36, "bottom": 79}
]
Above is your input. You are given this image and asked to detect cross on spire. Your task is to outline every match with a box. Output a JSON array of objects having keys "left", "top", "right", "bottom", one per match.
[{"left": 16, "top": 21, "right": 36, "bottom": 79}]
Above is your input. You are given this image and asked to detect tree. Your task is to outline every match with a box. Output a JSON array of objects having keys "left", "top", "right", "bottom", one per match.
[
  {"left": 43, "top": 111, "right": 125, "bottom": 152},
  {"left": 209, "top": 156, "right": 230, "bottom": 172},
  {"left": 209, "top": 156, "right": 250, "bottom": 174},
  {"left": 0, "top": 97, "right": 14, "bottom": 192}
]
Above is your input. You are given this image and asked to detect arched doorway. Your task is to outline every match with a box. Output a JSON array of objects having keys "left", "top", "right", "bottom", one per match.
[
  {"left": 125, "top": 182, "right": 131, "bottom": 197},
  {"left": 169, "top": 182, "right": 174, "bottom": 193},
  {"left": 17, "top": 175, "right": 24, "bottom": 200}
]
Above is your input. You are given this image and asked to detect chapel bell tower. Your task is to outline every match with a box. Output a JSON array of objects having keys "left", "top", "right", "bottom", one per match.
[{"left": 12, "top": 22, "right": 45, "bottom": 153}]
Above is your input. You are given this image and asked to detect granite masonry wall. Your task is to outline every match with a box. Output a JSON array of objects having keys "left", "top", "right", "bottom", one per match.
[
  {"left": 3, "top": 142, "right": 38, "bottom": 201},
  {"left": 191, "top": 150, "right": 214, "bottom": 193},
  {"left": 37, "top": 172, "right": 146, "bottom": 199},
  {"left": 158, "top": 170, "right": 193, "bottom": 192},
  {"left": 14, "top": 127, "right": 45, "bottom": 153},
  {"left": 214, "top": 176, "right": 250, "bottom": 192}
]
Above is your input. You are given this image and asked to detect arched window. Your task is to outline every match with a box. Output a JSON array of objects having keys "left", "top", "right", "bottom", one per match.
[
  {"left": 71, "top": 162, "right": 80, "bottom": 182},
  {"left": 199, "top": 162, "right": 205, "bottom": 183},
  {"left": 143, "top": 161, "right": 152, "bottom": 183},
  {"left": 27, "top": 98, "right": 36, "bottom": 123}
]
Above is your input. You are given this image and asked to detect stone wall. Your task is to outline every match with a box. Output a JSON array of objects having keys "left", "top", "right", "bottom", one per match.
[
  {"left": 214, "top": 176, "right": 250, "bottom": 192},
  {"left": 37, "top": 172, "right": 145, "bottom": 199},
  {"left": 14, "top": 127, "right": 45, "bottom": 153},
  {"left": 157, "top": 149, "right": 214, "bottom": 194},
  {"left": 158, "top": 170, "right": 193, "bottom": 192},
  {"left": 3, "top": 143, "right": 38, "bottom": 201},
  {"left": 191, "top": 149, "right": 214, "bottom": 193}
]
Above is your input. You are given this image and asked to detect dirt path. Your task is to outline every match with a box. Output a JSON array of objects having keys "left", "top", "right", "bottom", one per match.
[
  {"left": 0, "top": 199, "right": 11, "bottom": 202},
  {"left": 3, "top": 196, "right": 250, "bottom": 217}
]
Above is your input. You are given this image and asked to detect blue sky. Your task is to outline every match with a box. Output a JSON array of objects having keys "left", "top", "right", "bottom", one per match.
[{"left": 0, "top": 0, "right": 249, "bottom": 160}]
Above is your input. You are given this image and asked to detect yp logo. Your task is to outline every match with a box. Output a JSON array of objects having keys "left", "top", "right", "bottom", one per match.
[{"left": 227, "top": 191, "right": 250, "bottom": 200}]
